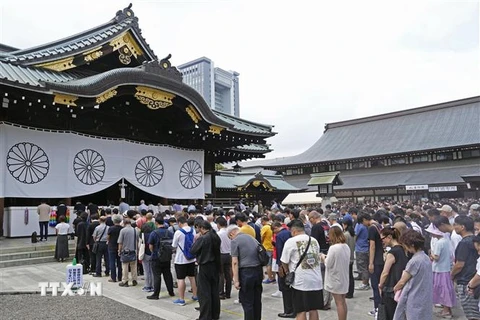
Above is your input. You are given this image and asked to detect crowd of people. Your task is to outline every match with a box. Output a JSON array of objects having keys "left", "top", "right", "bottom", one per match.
[{"left": 43, "top": 197, "right": 480, "bottom": 320}]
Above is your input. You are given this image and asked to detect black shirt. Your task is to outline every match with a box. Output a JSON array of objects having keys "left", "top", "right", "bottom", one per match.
[
  {"left": 190, "top": 230, "right": 221, "bottom": 267},
  {"left": 368, "top": 223, "right": 384, "bottom": 265},
  {"left": 455, "top": 235, "right": 479, "bottom": 285},
  {"left": 385, "top": 245, "right": 410, "bottom": 290},
  {"left": 107, "top": 225, "right": 123, "bottom": 250},
  {"left": 311, "top": 222, "right": 329, "bottom": 254}
]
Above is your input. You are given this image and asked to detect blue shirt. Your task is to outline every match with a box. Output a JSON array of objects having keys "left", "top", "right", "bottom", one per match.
[
  {"left": 275, "top": 228, "right": 292, "bottom": 265},
  {"left": 354, "top": 223, "right": 369, "bottom": 252}
]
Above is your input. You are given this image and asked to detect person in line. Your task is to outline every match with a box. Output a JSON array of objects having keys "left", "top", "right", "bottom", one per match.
[
  {"left": 147, "top": 216, "right": 175, "bottom": 299},
  {"left": 117, "top": 216, "right": 139, "bottom": 287},
  {"left": 343, "top": 218, "right": 355, "bottom": 299},
  {"left": 273, "top": 220, "right": 295, "bottom": 317},
  {"left": 393, "top": 229, "right": 433, "bottom": 320},
  {"left": 37, "top": 200, "right": 51, "bottom": 241},
  {"left": 92, "top": 216, "right": 109, "bottom": 277},
  {"left": 426, "top": 224, "right": 456, "bottom": 319},
  {"left": 190, "top": 220, "right": 222, "bottom": 320},
  {"left": 378, "top": 226, "right": 410, "bottom": 320},
  {"left": 54, "top": 215, "right": 70, "bottom": 262},
  {"left": 171, "top": 215, "right": 198, "bottom": 306},
  {"left": 321, "top": 226, "right": 350, "bottom": 320},
  {"left": 261, "top": 215, "right": 276, "bottom": 284},
  {"left": 217, "top": 216, "right": 233, "bottom": 299},
  {"left": 229, "top": 224, "right": 263, "bottom": 320},
  {"left": 368, "top": 213, "right": 385, "bottom": 316},
  {"left": 107, "top": 214, "right": 123, "bottom": 282},
  {"left": 86, "top": 214, "right": 100, "bottom": 275},
  {"left": 140, "top": 213, "right": 156, "bottom": 292},
  {"left": 281, "top": 220, "right": 323, "bottom": 320},
  {"left": 355, "top": 213, "right": 371, "bottom": 291},
  {"left": 450, "top": 216, "right": 480, "bottom": 320}
]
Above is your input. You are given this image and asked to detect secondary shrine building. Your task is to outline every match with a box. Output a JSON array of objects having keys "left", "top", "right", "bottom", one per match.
[
  {"left": 0, "top": 5, "right": 275, "bottom": 236},
  {"left": 247, "top": 96, "right": 480, "bottom": 202}
]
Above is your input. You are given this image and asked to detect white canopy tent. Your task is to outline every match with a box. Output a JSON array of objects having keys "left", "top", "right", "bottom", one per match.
[{"left": 282, "top": 192, "right": 323, "bottom": 205}]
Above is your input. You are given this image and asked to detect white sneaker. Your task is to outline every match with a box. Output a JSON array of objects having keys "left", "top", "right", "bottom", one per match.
[
  {"left": 367, "top": 309, "right": 377, "bottom": 317},
  {"left": 234, "top": 299, "right": 240, "bottom": 304},
  {"left": 356, "top": 284, "right": 371, "bottom": 290},
  {"left": 271, "top": 290, "right": 283, "bottom": 298}
]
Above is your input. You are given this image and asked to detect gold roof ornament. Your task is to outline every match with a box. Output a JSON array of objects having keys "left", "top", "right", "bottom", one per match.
[
  {"left": 95, "top": 88, "right": 118, "bottom": 104},
  {"left": 35, "top": 56, "right": 75, "bottom": 71},
  {"left": 134, "top": 86, "right": 175, "bottom": 110},
  {"left": 209, "top": 125, "right": 224, "bottom": 135},
  {"left": 53, "top": 93, "right": 78, "bottom": 106},
  {"left": 186, "top": 105, "right": 202, "bottom": 123}
]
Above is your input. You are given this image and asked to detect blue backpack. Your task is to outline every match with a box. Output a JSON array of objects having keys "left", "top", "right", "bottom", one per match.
[{"left": 179, "top": 228, "right": 195, "bottom": 260}]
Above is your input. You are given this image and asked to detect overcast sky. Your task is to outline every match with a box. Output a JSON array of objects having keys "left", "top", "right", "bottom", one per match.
[{"left": 1, "top": 0, "right": 478, "bottom": 159}]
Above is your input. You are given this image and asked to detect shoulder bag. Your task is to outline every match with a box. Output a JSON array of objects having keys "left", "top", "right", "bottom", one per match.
[
  {"left": 92, "top": 225, "right": 107, "bottom": 254},
  {"left": 285, "top": 236, "right": 311, "bottom": 287},
  {"left": 138, "top": 233, "right": 146, "bottom": 261},
  {"left": 120, "top": 229, "right": 137, "bottom": 263}
]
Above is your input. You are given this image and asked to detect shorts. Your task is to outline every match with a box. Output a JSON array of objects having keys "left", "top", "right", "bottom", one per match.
[
  {"left": 292, "top": 288, "right": 324, "bottom": 313},
  {"left": 355, "top": 251, "right": 369, "bottom": 281},
  {"left": 175, "top": 262, "right": 196, "bottom": 280},
  {"left": 272, "top": 258, "right": 279, "bottom": 272},
  {"left": 266, "top": 251, "right": 273, "bottom": 266},
  {"left": 456, "top": 284, "right": 480, "bottom": 319}
]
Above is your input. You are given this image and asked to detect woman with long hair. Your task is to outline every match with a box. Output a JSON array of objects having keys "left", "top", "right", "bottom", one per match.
[
  {"left": 342, "top": 219, "right": 355, "bottom": 299},
  {"left": 393, "top": 229, "right": 433, "bottom": 320},
  {"left": 321, "top": 226, "right": 350, "bottom": 320},
  {"left": 378, "top": 226, "right": 410, "bottom": 320}
]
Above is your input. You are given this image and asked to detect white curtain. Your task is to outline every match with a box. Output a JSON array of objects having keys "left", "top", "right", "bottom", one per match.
[{"left": 0, "top": 123, "right": 204, "bottom": 199}]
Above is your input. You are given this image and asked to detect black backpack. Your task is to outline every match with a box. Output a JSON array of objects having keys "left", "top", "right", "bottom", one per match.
[
  {"left": 156, "top": 229, "right": 173, "bottom": 262},
  {"left": 31, "top": 231, "right": 38, "bottom": 243}
]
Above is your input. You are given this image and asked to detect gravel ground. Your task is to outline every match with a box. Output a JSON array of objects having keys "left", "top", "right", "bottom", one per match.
[{"left": 0, "top": 293, "right": 165, "bottom": 320}]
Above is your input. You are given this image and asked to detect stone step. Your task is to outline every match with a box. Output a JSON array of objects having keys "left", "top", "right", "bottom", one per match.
[
  {"left": 0, "top": 239, "right": 76, "bottom": 254},
  {"left": 0, "top": 254, "right": 75, "bottom": 268},
  {"left": 0, "top": 247, "right": 76, "bottom": 261}
]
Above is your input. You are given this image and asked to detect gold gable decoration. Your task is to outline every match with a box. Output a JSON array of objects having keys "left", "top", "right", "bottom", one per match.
[
  {"left": 186, "top": 105, "right": 202, "bottom": 123},
  {"left": 209, "top": 125, "right": 224, "bottom": 135},
  {"left": 96, "top": 88, "right": 118, "bottom": 104},
  {"left": 83, "top": 48, "right": 104, "bottom": 63},
  {"left": 109, "top": 32, "right": 144, "bottom": 65},
  {"left": 53, "top": 93, "right": 78, "bottom": 106},
  {"left": 36, "top": 57, "right": 75, "bottom": 72},
  {"left": 134, "top": 86, "right": 175, "bottom": 110}
]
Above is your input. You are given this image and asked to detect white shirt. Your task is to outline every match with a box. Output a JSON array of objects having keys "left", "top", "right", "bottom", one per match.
[
  {"left": 172, "top": 226, "right": 196, "bottom": 264},
  {"left": 281, "top": 234, "right": 323, "bottom": 291},
  {"left": 324, "top": 243, "right": 350, "bottom": 294},
  {"left": 55, "top": 222, "right": 70, "bottom": 235},
  {"left": 217, "top": 228, "right": 231, "bottom": 254}
]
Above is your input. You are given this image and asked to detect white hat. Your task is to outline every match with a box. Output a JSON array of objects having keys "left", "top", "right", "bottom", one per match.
[
  {"left": 425, "top": 224, "right": 444, "bottom": 237},
  {"left": 470, "top": 204, "right": 480, "bottom": 211},
  {"left": 439, "top": 205, "right": 452, "bottom": 213}
]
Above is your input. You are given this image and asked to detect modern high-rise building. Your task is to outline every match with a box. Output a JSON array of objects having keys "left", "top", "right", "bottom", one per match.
[{"left": 177, "top": 57, "right": 240, "bottom": 117}]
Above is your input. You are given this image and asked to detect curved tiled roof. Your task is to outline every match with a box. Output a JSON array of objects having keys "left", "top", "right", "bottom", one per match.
[
  {"left": 1, "top": 5, "right": 157, "bottom": 65},
  {"left": 0, "top": 61, "right": 80, "bottom": 88},
  {"left": 212, "top": 110, "right": 275, "bottom": 136},
  {"left": 216, "top": 171, "right": 299, "bottom": 191},
  {"left": 266, "top": 96, "right": 480, "bottom": 168}
]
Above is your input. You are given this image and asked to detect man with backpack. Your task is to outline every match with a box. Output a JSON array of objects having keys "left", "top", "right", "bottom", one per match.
[
  {"left": 171, "top": 215, "right": 198, "bottom": 306},
  {"left": 147, "top": 216, "right": 175, "bottom": 299}
]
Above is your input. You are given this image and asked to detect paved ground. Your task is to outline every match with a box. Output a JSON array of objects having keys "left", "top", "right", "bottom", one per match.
[{"left": 0, "top": 237, "right": 467, "bottom": 319}]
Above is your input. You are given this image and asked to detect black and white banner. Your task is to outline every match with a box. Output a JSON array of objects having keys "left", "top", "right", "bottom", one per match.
[{"left": 0, "top": 123, "right": 204, "bottom": 199}]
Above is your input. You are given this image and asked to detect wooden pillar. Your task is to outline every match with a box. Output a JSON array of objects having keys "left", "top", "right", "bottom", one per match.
[
  {"left": 65, "top": 198, "right": 72, "bottom": 206},
  {"left": 0, "top": 198, "right": 4, "bottom": 237},
  {"left": 372, "top": 189, "right": 376, "bottom": 202},
  {"left": 396, "top": 187, "right": 400, "bottom": 202}
]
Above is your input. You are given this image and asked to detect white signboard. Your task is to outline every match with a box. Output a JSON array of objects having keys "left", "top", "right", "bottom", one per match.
[
  {"left": 428, "top": 186, "right": 458, "bottom": 192},
  {"left": 406, "top": 185, "right": 429, "bottom": 191}
]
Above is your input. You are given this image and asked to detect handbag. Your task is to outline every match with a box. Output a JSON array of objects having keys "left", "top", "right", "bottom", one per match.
[
  {"left": 285, "top": 236, "right": 311, "bottom": 287},
  {"left": 138, "top": 233, "right": 146, "bottom": 261},
  {"left": 257, "top": 242, "right": 270, "bottom": 266},
  {"left": 92, "top": 225, "right": 107, "bottom": 254},
  {"left": 120, "top": 229, "right": 137, "bottom": 263}
]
